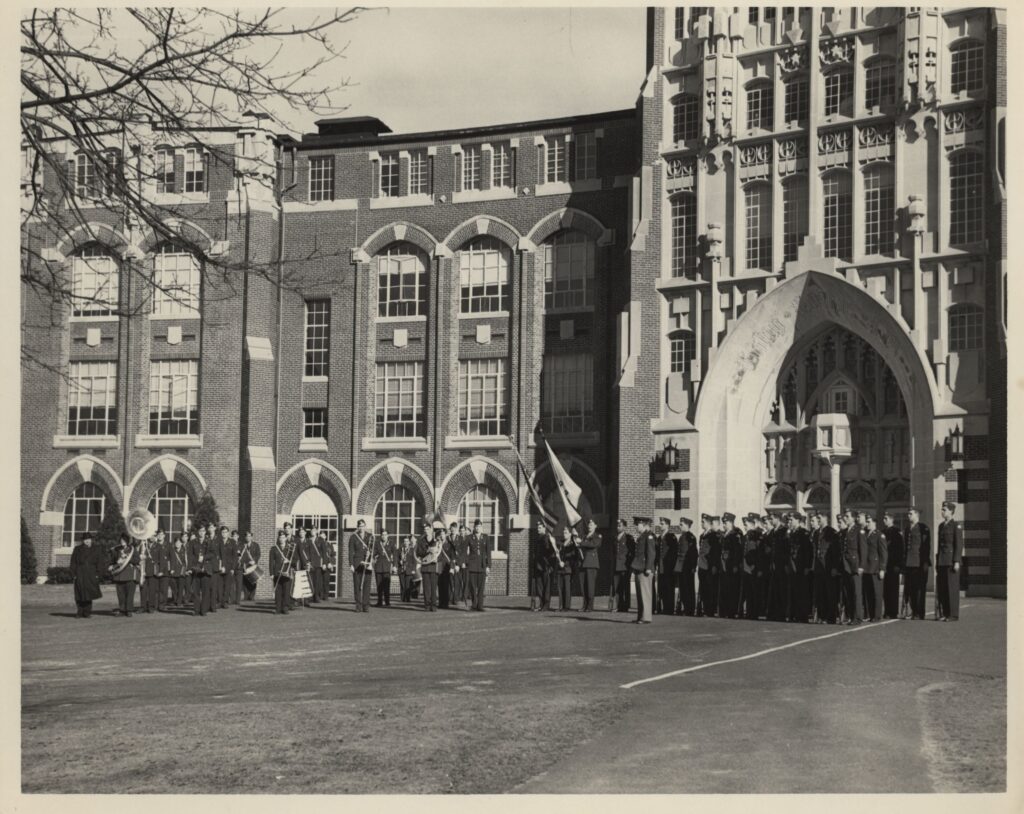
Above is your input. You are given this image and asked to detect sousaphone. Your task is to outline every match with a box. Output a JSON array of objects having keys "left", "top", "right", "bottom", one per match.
[{"left": 127, "top": 508, "right": 159, "bottom": 541}]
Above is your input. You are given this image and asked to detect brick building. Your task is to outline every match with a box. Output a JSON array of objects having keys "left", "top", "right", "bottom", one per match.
[{"left": 21, "top": 6, "right": 1006, "bottom": 598}]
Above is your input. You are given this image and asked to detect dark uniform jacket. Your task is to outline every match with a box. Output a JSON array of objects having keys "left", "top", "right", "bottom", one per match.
[
  {"left": 300, "top": 537, "right": 321, "bottom": 570},
  {"left": 819, "top": 526, "right": 842, "bottom": 573},
  {"left": 464, "top": 534, "right": 491, "bottom": 572},
  {"left": 438, "top": 537, "right": 459, "bottom": 572},
  {"left": 771, "top": 528, "right": 790, "bottom": 573},
  {"left": 187, "top": 537, "right": 220, "bottom": 575},
  {"left": 70, "top": 543, "right": 103, "bottom": 601},
  {"left": 167, "top": 543, "right": 189, "bottom": 577},
  {"left": 533, "top": 532, "right": 554, "bottom": 573},
  {"left": 631, "top": 531, "right": 657, "bottom": 573},
  {"left": 403, "top": 545, "right": 420, "bottom": 578},
  {"left": 373, "top": 537, "right": 397, "bottom": 574},
  {"left": 721, "top": 528, "right": 742, "bottom": 574},
  {"left": 612, "top": 532, "right": 635, "bottom": 572},
  {"left": 883, "top": 527, "right": 904, "bottom": 570},
  {"left": 906, "top": 522, "right": 931, "bottom": 568},
  {"left": 349, "top": 532, "right": 373, "bottom": 571},
  {"left": 697, "top": 531, "right": 712, "bottom": 571},
  {"left": 141, "top": 539, "right": 166, "bottom": 577},
  {"left": 580, "top": 532, "right": 602, "bottom": 570},
  {"left": 658, "top": 531, "right": 678, "bottom": 573},
  {"left": 553, "top": 539, "right": 573, "bottom": 574},
  {"left": 269, "top": 540, "right": 299, "bottom": 579},
  {"left": 789, "top": 528, "right": 812, "bottom": 574},
  {"left": 680, "top": 531, "right": 698, "bottom": 571},
  {"left": 416, "top": 534, "right": 439, "bottom": 573},
  {"left": 756, "top": 531, "right": 773, "bottom": 574},
  {"left": 841, "top": 526, "right": 867, "bottom": 574},
  {"left": 863, "top": 529, "right": 887, "bottom": 574},
  {"left": 742, "top": 529, "right": 761, "bottom": 574},
  {"left": 222, "top": 538, "right": 240, "bottom": 573},
  {"left": 936, "top": 519, "right": 964, "bottom": 566}
]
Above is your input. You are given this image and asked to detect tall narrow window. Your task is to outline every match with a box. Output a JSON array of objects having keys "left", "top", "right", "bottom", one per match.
[
  {"left": 674, "top": 8, "right": 687, "bottom": 40},
  {"left": 409, "top": 150, "right": 429, "bottom": 195},
  {"left": 824, "top": 69, "right": 853, "bottom": 117},
  {"left": 152, "top": 243, "right": 200, "bottom": 316},
  {"left": 545, "top": 136, "right": 566, "bottom": 183},
  {"left": 458, "top": 486, "right": 507, "bottom": 553},
  {"left": 746, "top": 84, "right": 774, "bottom": 131},
  {"left": 377, "top": 243, "right": 427, "bottom": 318},
  {"left": 72, "top": 245, "right": 119, "bottom": 316},
  {"left": 865, "top": 61, "right": 898, "bottom": 109},
  {"left": 671, "top": 195, "right": 697, "bottom": 278},
  {"left": 459, "top": 237, "right": 509, "bottom": 314},
  {"left": 950, "top": 40, "right": 984, "bottom": 94},
  {"left": 74, "top": 154, "right": 100, "bottom": 199},
  {"left": 304, "top": 300, "right": 330, "bottom": 377},
  {"left": 744, "top": 184, "right": 772, "bottom": 270},
  {"left": 462, "top": 145, "right": 482, "bottom": 191},
  {"left": 863, "top": 165, "right": 895, "bottom": 255},
  {"left": 782, "top": 177, "right": 809, "bottom": 262},
  {"left": 822, "top": 172, "right": 852, "bottom": 261},
  {"left": 669, "top": 331, "right": 696, "bottom": 376},
  {"left": 309, "top": 156, "right": 334, "bottom": 201},
  {"left": 303, "top": 407, "right": 327, "bottom": 440},
  {"left": 542, "top": 230, "right": 594, "bottom": 310},
  {"left": 458, "top": 359, "right": 507, "bottom": 436},
  {"left": 374, "top": 485, "right": 422, "bottom": 539},
  {"left": 379, "top": 152, "right": 399, "bottom": 197},
  {"left": 63, "top": 483, "right": 106, "bottom": 548},
  {"left": 492, "top": 143, "right": 513, "bottom": 189},
  {"left": 948, "top": 304, "right": 983, "bottom": 352},
  {"left": 149, "top": 359, "right": 199, "bottom": 436},
  {"left": 67, "top": 361, "right": 117, "bottom": 436},
  {"left": 574, "top": 132, "right": 597, "bottom": 180},
  {"left": 541, "top": 353, "right": 594, "bottom": 434},
  {"left": 673, "top": 95, "right": 700, "bottom": 142},
  {"left": 155, "top": 148, "right": 175, "bottom": 194},
  {"left": 183, "top": 147, "right": 205, "bottom": 193},
  {"left": 784, "top": 78, "right": 809, "bottom": 124},
  {"left": 375, "top": 361, "right": 425, "bottom": 438},
  {"left": 949, "top": 151, "right": 984, "bottom": 245},
  {"left": 148, "top": 483, "right": 190, "bottom": 538}
]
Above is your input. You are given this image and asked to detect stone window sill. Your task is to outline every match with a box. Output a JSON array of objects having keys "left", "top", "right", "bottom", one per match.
[
  {"left": 135, "top": 434, "right": 203, "bottom": 449},
  {"left": 53, "top": 435, "right": 120, "bottom": 449},
  {"left": 362, "top": 437, "right": 430, "bottom": 452}
]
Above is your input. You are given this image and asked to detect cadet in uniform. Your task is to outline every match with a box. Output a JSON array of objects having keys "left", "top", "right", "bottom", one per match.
[
  {"left": 936, "top": 501, "right": 964, "bottom": 621},
  {"left": 373, "top": 529, "right": 396, "bottom": 607},
  {"left": 903, "top": 507, "right": 931, "bottom": 620},
  {"left": 140, "top": 531, "right": 165, "bottom": 613},
  {"left": 718, "top": 513, "right": 742, "bottom": 619},
  {"left": 397, "top": 537, "right": 411, "bottom": 602},
  {"left": 677, "top": 516, "right": 697, "bottom": 616},
  {"left": 609, "top": 519, "right": 634, "bottom": 613},
  {"left": 555, "top": 527, "right": 575, "bottom": 612},
  {"left": 70, "top": 532, "right": 103, "bottom": 618},
  {"left": 789, "top": 513, "right": 813, "bottom": 623},
  {"left": 269, "top": 530, "right": 298, "bottom": 615},
  {"left": 187, "top": 525, "right": 218, "bottom": 617},
  {"left": 839, "top": 510, "right": 865, "bottom": 624},
  {"left": 881, "top": 512, "right": 904, "bottom": 619},
  {"left": 767, "top": 514, "right": 790, "bottom": 621},
  {"left": 632, "top": 517, "right": 656, "bottom": 624},
  {"left": 754, "top": 515, "right": 773, "bottom": 619},
  {"left": 531, "top": 521, "right": 555, "bottom": 612},
  {"left": 465, "top": 520, "right": 491, "bottom": 612},
  {"left": 578, "top": 518, "right": 602, "bottom": 612},
  {"left": 349, "top": 520, "right": 374, "bottom": 612},
  {"left": 811, "top": 512, "right": 835, "bottom": 623},
  {"left": 168, "top": 533, "right": 190, "bottom": 607},
  {"left": 416, "top": 521, "right": 441, "bottom": 612},
  {"left": 220, "top": 528, "right": 239, "bottom": 608},
  {"left": 862, "top": 512, "right": 887, "bottom": 622},
  {"left": 696, "top": 514, "right": 715, "bottom": 617},
  {"left": 740, "top": 514, "right": 760, "bottom": 620}
]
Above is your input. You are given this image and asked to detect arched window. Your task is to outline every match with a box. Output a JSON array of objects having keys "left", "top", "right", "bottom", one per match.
[
  {"left": 822, "top": 171, "right": 852, "bottom": 261},
  {"left": 374, "top": 485, "right": 423, "bottom": 540},
  {"left": 152, "top": 242, "right": 201, "bottom": 316},
  {"left": 72, "top": 244, "right": 119, "bottom": 317},
  {"left": 62, "top": 482, "right": 106, "bottom": 547},
  {"left": 950, "top": 40, "right": 984, "bottom": 94},
  {"left": 291, "top": 487, "right": 339, "bottom": 545},
  {"left": 746, "top": 81, "right": 774, "bottom": 131},
  {"left": 824, "top": 68, "right": 853, "bottom": 117},
  {"left": 672, "top": 94, "right": 700, "bottom": 143},
  {"left": 377, "top": 242, "right": 428, "bottom": 318},
  {"left": 864, "top": 59, "right": 898, "bottom": 110},
  {"left": 542, "top": 229, "right": 595, "bottom": 311},
  {"left": 669, "top": 330, "right": 696, "bottom": 376},
  {"left": 458, "top": 237, "right": 510, "bottom": 314},
  {"left": 806, "top": 485, "right": 830, "bottom": 507},
  {"left": 845, "top": 483, "right": 875, "bottom": 507},
  {"left": 670, "top": 194, "right": 697, "bottom": 278},
  {"left": 784, "top": 76, "right": 809, "bottom": 124},
  {"left": 782, "top": 176, "right": 808, "bottom": 262},
  {"left": 148, "top": 482, "right": 191, "bottom": 537},
  {"left": 458, "top": 485, "right": 508, "bottom": 554},
  {"left": 949, "top": 151, "right": 984, "bottom": 246},
  {"left": 744, "top": 183, "right": 771, "bottom": 270},
  {"left": 863, "top": 164, "right": 895, "bottom": 255},
  {"left": 948, "top": 304, "right": 984, "bottom": 352},
  {"left": 767, "top": 484, "right": 796, "bottom": 508}
]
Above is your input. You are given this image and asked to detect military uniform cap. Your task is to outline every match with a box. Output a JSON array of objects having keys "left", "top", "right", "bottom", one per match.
[
  {"left": 658, "top": 516, "right": 672, "bottom": 525},
  {"left": 633, "top": 516, "right": 650, "bottom": 525},
  {"left": 700, "top": 513, "right": 711, "bottom": 522},
  {"left": 941, "top": 500, "right": 957, "bottom": 511},
  {"left": 794, "top": 512, "right": 806, "bottom": 521},
  {"left": 722, "top": 511, "right": 736, "bottom": 523},
  {"left": 760, "top": 514, "right": 771, "bottom": 523},
  {"left": 431, "top": 520, "right": 444, "bottom": 530},
  {"left": 709, "top": 515, "right": 721, "bottom": 522},
  {"left": 679, "top": 516, "right": 693, "bottom": 526}
]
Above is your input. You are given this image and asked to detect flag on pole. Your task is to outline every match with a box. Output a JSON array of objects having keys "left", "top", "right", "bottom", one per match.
[
  {"left": 509, "top": 437, "right": 559, "bottom": 531},
  {"left": 542, "top": 437, "right": 583, "bottom": 527}
]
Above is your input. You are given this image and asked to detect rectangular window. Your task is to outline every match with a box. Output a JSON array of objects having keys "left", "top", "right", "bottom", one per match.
[
  {"left": 674, "top": 8, "right": 687, "bottom": 40},
  {"left": 304, "top": 300, "right": 330, "bottom": 377},
  {"left": 379, "top": 153, "right": 399, "bottom": 197},
  {"left": 784, "top": 79, "right": 809, "bottom": 124},
  {"left": 543, "top": 232, "right": 594, "bottom": 310},
  {"left": 669, "top": 333, "right": 696, "bottom": 376},
  {"left": 67, "top": 362, "right": 117, "bottom": 436},
  {"left": 183, "top": 148, "right": 205, "bottom": 193},
  {"left": 375, "top": 361, "right": 425, "bottom": 438},
  {"left": 541, "top": 353, "right": 594, "bottom": 434},
  {"left": 949, "top": 306, "right": 983, "bottom": 352},
  {"left": 377, "top": 248, "right": 426, "bottom": 318},
  {"left": 492, "top": 143, "right": 514, "bottom": 189},
  {"left": 458, "top": 359, "right": 507, "bottom": 436},
  {"left": 744, "top": 185, "right": 772, "bottom": 270},
  {"left": 74, "top": 154, "right": 100, "bottom": 199},
  {"left": 152, "top": 247, "right": 200, "bottom": 316},
  {"left": 782, "top": 178, "right": 809, "bottom": 262},
  {"left": 673, "top": 96, "right": 700, "bottom": 142},
  {"left": 72, "top": 247, "right": 118, "bottom": 317},
  {"left": 303, "top": 407, "right": 327, "bottom": 440},
  {"left": 149, "top": 359, "right": 199, "bottom": 436},
  {"left": 865, "top": 62, "right": 898, "bottom": 109},
  {"left": 951, "top": 42, "right": 984, "bottom": 94},
  {"left": 748, "top": 8, "right": 759, "bottom": 24},
  {"left": 309, "top": 156, "right": 334, "bottom": 201},
  {"left": 863, "top": 169, "right": 895, "bottom": 255},
  {"left": 823, "top": 173, "right": 853, "bottom": 261},
  {"left": 155, "top": 149, "right": 175, "bottom": 194},
  {"left": 459, "top": 239, "right": 509, "bottom": 314},
  {"left": 824, "top": 70, "right": 853, "bottom": 117},
  {"left": 746, "top": 85, "right": 773, "bottom": 131},
  {"left": 949, "top": 152, "right": 984, "bottom": 245},
  {"left": 545, "top": 137, "right": 567, "bottom": 183},
  {"left": 671, "top": 195, "right": 697, "bottom": 278},
  {"left": 409, "top": 150, "right": 429, "bottom": 195},
  {"left": 462, "top": 146, "right": 482, "bottom": 191},
  {"left": 574, "top": 132, "right": 597, "bottom": 180}
]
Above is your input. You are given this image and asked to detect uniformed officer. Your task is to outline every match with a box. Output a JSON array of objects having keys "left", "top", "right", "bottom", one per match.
[
  {"left": 554, "top": 526, "right": 575, "bottom": 612},
  {"left": 740, "top": 514, "right": 760, "bottom": 619},
  {"left": 349, "top": 520, "right": 374, "bottom": 612},
  {"left": 718, "top": 513, "right": 742, "bottom": 619},
  {"left": 578, "top": 518, "right": 602, "bottom": 612},
  {"left": 532, "top": 520, "right": 555, "bottom": 612},
  {"left": 632, "top": 517, "right": 656, "bottom": 624},
  {"left": 696, "top": 514, "right": 716, "bottom": 617},
  {"left": 465, "top": 520, "right": 491, "bottom": 612},
  {"left": 187, "top": 525, "right": 218, "bottom": 617},
  {"left": 373, "top": 529, "right": 397, "bottom": 607},
  {"left": 677, "top": 516, "right": 697, "bottom": 616},
  {"left": 881, "top": 512, "right": 904, "bottom": 619},
  {"left": 609, "top": 519, "right": 634, "bottom": 613},
  {"left": 904, "top": 507, "right": 931, "bottom": 620},
  {"left": 861, "top": 513, "right": 887, "bottom": 622},
  {"left": 653, "top": 517, "right": 675, "bottom": 615},
  {"left": 936, "top": 501, "right": 964, "bottom": 621},
  {"left": 269, "top": 530, "right": 298, "bottom": 615},
  {"left": 839, "top": 510, "right": 865, "bottom": 624}
]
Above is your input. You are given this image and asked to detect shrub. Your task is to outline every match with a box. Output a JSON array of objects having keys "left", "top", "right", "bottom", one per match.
[
  {"left": 192, "top": 491, "right": 220, "bottom": 531},
  {"left": 47, "top": 566, "right": 74, "bottom": 584},
  {"left": 21, "top": 516, "right": 38, "bottom": 584}
]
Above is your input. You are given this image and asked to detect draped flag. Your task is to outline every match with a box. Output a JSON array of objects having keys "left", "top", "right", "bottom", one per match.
[
  {"left": 509, "top": 436, "right": 559, "bottom": 532},
  {"left": 541, "top": 435, "right": 583, "bottom": 527}
]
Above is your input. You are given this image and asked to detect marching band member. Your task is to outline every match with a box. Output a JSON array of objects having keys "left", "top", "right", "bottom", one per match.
[
  {"left": 168, "top": 533, "right": 189, "bottom": 607},
  {"left": 70, "top": 532, "right": 103, "bottom": 618},
  {"left": 139, "top": 530, "right": 165, "bottom": 613},
  {"left": 465, "top": 520, "right": 491, "bottom": 612},
  {"left": 108, "top": 533, "right": 139, "bottom": 617},
  {"left": 403, "top": 536, "right": 421, "bottom": 601},
  {"left": 240, "top": 530, "right": 262, "bottom": 602},
  {"left": 416, "top": 521, "right": 441, "bottom": 612},
  {"left": 303, "top": 527, "right": 323, "bottom": 605},
  {"left": 349, "top": 520, "right": 373, "bottom": 613},
  {"left": 447, "top": 522, "right": 462, "bottom": 609},
  {"left": 373, "top": 528, "right": 396, "bottom": 607},
  {"left": 437, "top": 526, "right": 455, "bottom": 609},
  {"left": 220, "top": 527, "right": 239, "bottom": 608},
  {"left": 187, "top": 525, "right": 218, "bottom": 617},
  {"left": 269, "top": 530, "right": 298, "bottom": 615}
]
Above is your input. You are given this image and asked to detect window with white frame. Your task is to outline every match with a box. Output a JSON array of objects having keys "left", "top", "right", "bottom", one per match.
[
  {"left": 62, "top": 483, "right": 106, "bottom": 548},
  {"left": 309, "top": 156, "right": 334, "bottom": 201},
  {"left": 155, "top": 148, "right": 175, "bottom": 194},
  {"left": 75, "top": 153, "right": 114, "bottom": 199},
  {"left": 375, "top": 361, "right": 425, "bottom": 438},
  {"left": 379, "top": 152, "right": 399, "bottom": 197},
  {"left": 674, "top": 8, "right": 687, "bottom": 40},
  {"left": 744, "top": 184, "right": 771, "bottom": 270},
  {"left": 304, "top": 300, "right": 330, "bottom": 377},
  {"left": 542, "top": 229, "right": 595, "bottom": 310},
  {"left": 673, "top": 94, "right": 700, "bottom": 142},
  {"left": 375, "top": 485, "right": 423, "bottom": 539},
  {"left": 575, "top": 132, "right": 597, "bottom": 180},
  {"left": 824, "top": 69, "right": 853, "bottom": 117},
  {"left": 865, "top": 60, "right": 898, "bottom": 109},
  {"left": 822, "top": 171, "right": 852, "bottom": 261},
  {"left": 183, "top": 147, "right": 205, "bottom": 193},
  {"left": 782, "top": 176, "right": 808, "bottom": 262},
  {"left": 148, "top": 482, "right": 190, "bottom": 538},
  {"left": 863, "top": 164, "right": 895, "bottom": 254},
  {"left": 458, "top": 485, "right": 507, "bottom": 554},
  {"left": 303, "top": 407, "right": 327, "bottom": 440},
  {"left": 152, "top": 243, "right": 201, "bottom": 316},
  {"left": 949, "top": 151, "right": 984, "bottom": 245},
  {"left": 458, "top": 358, "right": 507, "bottom": 436},
  {"left": 67, "top": 361, "right": 118, "bottom": 436},
  {"left": 671, "top": 194, "right": 698, "bottom": 278},
  {"left": 377, "top": 243, "right": 427, "bottom": 318},
  {"left": 72, "top": 244, "right": 119, "bottom": 316},
  {"left": 492, "top": 143, "right": 513, "bottom": 189},
  {"left": 950, "top": 40, "right": 984, "bottom": 94},
  {"left": 746, "top": 84, "right": 774, "bottom": 131},
  {"left": 461, "top": 145, "right": 482, "bottom": 191},
  {"left": 948, "top": 304, "right": 983, "bottom": 352},
  {"left": 541, "top": 353, "right": 594, "bottom": 434},
  {"left": 458, "top": 237, "right": 509, "bottom": 314},
  {"left": 784, "top": 78, "right": 809, "bottom": 124},
  {"left": 669, "top": 331, "right": 696, "bottom": 376},
  {"left": 149, "top": 359, "right": 199, "bottom": 436},
  {"left": 545, "top": 136, "right": 567, "bottom": 183},
  {"left": 409, "top": 150, "right": 429, "bottom": 195}
]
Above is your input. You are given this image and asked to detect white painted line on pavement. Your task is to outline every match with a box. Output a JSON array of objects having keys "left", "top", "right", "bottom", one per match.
[{"left": 620, "top": 619, "right": 899, "bottom": 689}]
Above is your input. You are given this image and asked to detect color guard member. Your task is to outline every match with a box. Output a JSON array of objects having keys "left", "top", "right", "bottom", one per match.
[
  {"left": 579, "top": 518, "right": 601, "bottom": 612},
  {"left": 555, "top": 527, "right": 575, "bottom": 612},
  {"left": 532, "top": 520, "right": 554, "bottom": 612},
  {"left": 936, "top": 501, "right": 964, "bottom": 621}
]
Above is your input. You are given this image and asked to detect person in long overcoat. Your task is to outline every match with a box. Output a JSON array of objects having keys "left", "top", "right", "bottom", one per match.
[{"left": 70, "top": 532, "right": 103, "bottom": 617}]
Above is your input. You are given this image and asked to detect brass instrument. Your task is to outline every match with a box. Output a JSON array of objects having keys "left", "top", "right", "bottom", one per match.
[{"left": 126, "top": 509, "right": 157, "bottom": 584}]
